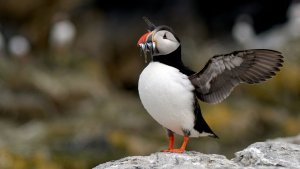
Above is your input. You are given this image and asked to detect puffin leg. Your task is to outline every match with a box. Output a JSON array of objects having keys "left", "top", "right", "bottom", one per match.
[
  {"left": 162, "top": 129, "right": 174, "bottom": 152},
  {"left": 166, "top": 136, "right": 189, "bottom": 153},
  {"left": 162, "top": 129, "right": 190, "bottom": 153}
]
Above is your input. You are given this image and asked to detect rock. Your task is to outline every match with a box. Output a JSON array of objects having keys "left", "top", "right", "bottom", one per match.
[
  {"left": 234, "top": 141, "right": 300, "bottom": 168},
  {"left": 94, "top": 135, "right": 300, "bottom": 169},
  {"left": 94, "top": 152, "right": 238, "bottom": 169},
  {"left": 269, "top": 135, "right": 300, "bottom": 145}
]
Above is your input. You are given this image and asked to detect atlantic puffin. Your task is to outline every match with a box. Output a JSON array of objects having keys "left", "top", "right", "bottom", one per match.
[{"left": 137, "top": 17, "right": 283, "bottom": 153}]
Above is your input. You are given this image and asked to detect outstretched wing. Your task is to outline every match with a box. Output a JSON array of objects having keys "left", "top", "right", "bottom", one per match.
[{"left": 189, "top": 49, "right": 283, "bottom": 104}]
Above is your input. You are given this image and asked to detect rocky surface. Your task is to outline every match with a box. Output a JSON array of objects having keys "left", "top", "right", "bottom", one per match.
[
  {"left": 234, "top": 141, "right": 300, "bottom": 168},
  {"left": 93, "top": 135, "right": 300, "bottom": 169}
]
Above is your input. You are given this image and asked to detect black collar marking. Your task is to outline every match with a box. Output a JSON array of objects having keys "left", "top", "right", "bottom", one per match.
[{"left": 152, "top": 47, "right": 194, "bottom": 76}]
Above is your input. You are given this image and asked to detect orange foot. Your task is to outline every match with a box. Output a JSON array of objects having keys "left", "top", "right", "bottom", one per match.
[
  {"left": 161, "top": 136, "right": 189, "bottom": 153},
  {"left": 162, "top": 148, "right": 185, "bottom": 153}
]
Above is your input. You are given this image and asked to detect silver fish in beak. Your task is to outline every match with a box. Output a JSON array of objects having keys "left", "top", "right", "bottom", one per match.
[{"left": 137, "top": 17, "right": 157, "bottom": 63}]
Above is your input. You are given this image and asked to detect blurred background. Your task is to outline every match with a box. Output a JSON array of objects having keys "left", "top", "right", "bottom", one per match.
[{"left": 0, "top": 0, "right": 300, "bottom": 168}]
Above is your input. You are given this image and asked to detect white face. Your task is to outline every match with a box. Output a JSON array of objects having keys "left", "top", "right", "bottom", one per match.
[{"left": 153, "top": 30, "right": 180, "bottom": 56}]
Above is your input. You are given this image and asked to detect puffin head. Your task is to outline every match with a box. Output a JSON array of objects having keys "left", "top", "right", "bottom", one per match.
[{"left": 138, "top": 17, "right": 180, "bottom": 63}]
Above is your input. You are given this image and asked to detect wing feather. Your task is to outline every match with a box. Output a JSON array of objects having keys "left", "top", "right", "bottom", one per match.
[{"left": 189, "top": 49, "right": 283, "bottom": 104}]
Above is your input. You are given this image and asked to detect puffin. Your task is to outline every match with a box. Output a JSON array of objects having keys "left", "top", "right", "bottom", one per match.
[{"left": 137, "top": 17, "right": 283, "bottom": 153}]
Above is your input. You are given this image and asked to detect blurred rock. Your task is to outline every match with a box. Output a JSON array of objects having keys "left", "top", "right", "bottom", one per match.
[
  {"left": 94, "top": 135, "right": 300, "bottom": 169},
  {"left": 269, "top": 134, "right": 300, "bottom": 144},
  {"left": 8, "top": 35, "right": 30, "bottom": 57},
  {"left": 50, "top": 18, "right": 76, "bottom": 48},
  {"left": 232, "top": 1, "right": 300, "bottom": 49}
]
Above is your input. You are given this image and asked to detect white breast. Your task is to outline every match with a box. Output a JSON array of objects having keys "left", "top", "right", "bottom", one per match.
[{"left": 138, "top": 62, "right": 200, "bottom": 137}]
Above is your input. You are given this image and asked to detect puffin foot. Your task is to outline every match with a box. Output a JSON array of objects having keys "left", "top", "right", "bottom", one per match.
[
  {"left": 161, "top": 135, "right": 189, "bottom": 153},
  {"left": 162, "top": 148, "right": 185, "bottom": 153}
]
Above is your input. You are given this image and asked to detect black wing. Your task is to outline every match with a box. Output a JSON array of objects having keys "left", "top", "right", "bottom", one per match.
[{"left": 189, "top": 49, "right": 283, "bottom": 104}]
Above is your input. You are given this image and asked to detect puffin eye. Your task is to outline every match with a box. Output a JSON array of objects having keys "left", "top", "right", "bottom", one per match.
[{"left": 163, "top": 33, "right": 167, "bottom": 39}]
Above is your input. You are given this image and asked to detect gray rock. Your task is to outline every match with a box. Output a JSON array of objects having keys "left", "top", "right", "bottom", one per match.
[
  {"left": 234, "top": 141, "right": 300, "bottom": 168},
  {"left": 94, "top": 135, "right": 300, "bottom": 169},
  {"left": 269, "top": 135, "right": 300, "bottom": 145},
  {"left": 94, "top": 151, "right": 238, "bottom": 169}
]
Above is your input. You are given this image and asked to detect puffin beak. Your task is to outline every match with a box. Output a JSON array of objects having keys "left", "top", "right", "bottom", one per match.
[
  {"left": 138, "top": 17, "right": 157, "bottom": 63},
  {"left": 138, "top": 31, "right": 156, "bottom": 63}
]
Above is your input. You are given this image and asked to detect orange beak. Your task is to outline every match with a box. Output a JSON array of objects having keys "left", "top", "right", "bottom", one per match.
[
  {"left": 137, "top": 32, "right": 151, "bottom": 45},
  {"left": 137, "top": 31, "right": 156, "bottom": 63}
]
